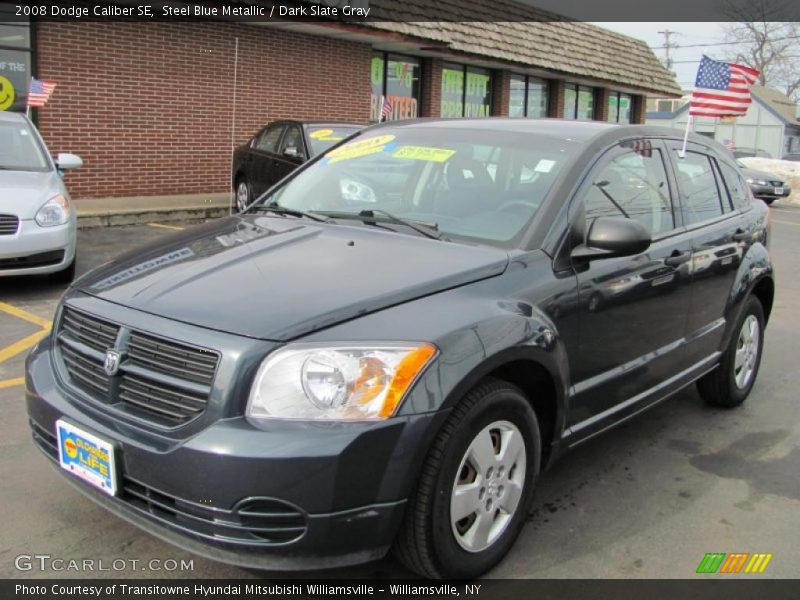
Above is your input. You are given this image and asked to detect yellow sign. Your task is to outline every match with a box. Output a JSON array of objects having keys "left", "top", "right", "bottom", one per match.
[
  {"left": 326, "top": 135, "right": 395, "bottom": 164},
  {"left": 0, "top": 76, "right": 15, "bottom": 111},
  {"left": 393, "top": 145, "right": 456, "bottom": 163},
  {"left": 309, "top": 128, "right": 334, "bottom": 139}
]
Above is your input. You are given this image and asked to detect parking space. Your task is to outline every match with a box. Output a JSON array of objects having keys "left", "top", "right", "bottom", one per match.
[{"left": 1, "top": 207, "right": 799, "bottom": 579}]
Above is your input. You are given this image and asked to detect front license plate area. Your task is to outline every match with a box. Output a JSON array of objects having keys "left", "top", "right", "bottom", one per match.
[
  {"left": 56, "top": 419, "right": 117, "bottom": 496},
  {"left": 774, "top": 187, "right": 784, "bottom": 195}
]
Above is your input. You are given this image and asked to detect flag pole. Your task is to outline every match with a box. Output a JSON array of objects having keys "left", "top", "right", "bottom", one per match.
[
  {"left": 679, "top": 114, "right": 692, "bottom": 158},
  {"left": 379, "top": 95, "right": 385, "bottom": 122},
  {"left": 229, "top": 37, "right": 239, "bottom": 216}
]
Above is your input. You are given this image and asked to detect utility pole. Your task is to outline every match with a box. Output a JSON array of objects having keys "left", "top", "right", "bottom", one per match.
[{"left": 658, "top": 29, "right": 679, "bottom": 72}]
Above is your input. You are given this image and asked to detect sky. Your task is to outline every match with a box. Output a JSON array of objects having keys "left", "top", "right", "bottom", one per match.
[{"left": 594, "top": 22, "right": 732, "bottom": 91}]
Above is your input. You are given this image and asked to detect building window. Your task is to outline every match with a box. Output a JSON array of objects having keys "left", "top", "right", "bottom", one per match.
[
  {"left": 509, "top": 75, "right": 549, "bottom": 118},
  {"left": 370, "top": 52, "right": 421, "bottom": 122},
  {"left": 0, "top": 22, "right": 32, "bottom": 113},
  {"left": 607, "top": 91, "right": 632, "bottom": 123},
  {"left": 564, "top": 83, "right": 595, "bottom": 120},
  {"left": 441, "top": 64, "right": 493, "bottom": 118}
]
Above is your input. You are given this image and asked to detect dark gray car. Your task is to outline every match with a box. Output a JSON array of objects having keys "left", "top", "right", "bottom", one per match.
[
  {"left": 737, "top": 160, "right": 791, "bottom": 204},
  {"left": 26, "top": 120, "right": 773, "bottom": 579}
]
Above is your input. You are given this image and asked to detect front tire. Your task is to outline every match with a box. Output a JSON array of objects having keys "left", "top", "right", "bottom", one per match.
[
  {"left": 697, "top": 295, "right": 765, "bottom": 407},
  {"left": 235, "top": 178, "right": 250, "bottom": 213},
  {"left": 394, "top": 378, "right": 540, "bottom": 579}
]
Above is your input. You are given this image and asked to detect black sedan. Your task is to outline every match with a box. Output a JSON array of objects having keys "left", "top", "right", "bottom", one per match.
[
  {"left": 737, "top": 161, "right": 791, "bottom": 204},
  {"left": 231, "top": 120, "right": 362, "bottom": 211}
]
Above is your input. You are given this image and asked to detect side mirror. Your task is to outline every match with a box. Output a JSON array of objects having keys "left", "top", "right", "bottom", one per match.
[
  {"left": 571, "top": 216, "right": 651, "bottom": 261},
  {"left": 55, "top": 153, "right": 83, "bottom": 170}
]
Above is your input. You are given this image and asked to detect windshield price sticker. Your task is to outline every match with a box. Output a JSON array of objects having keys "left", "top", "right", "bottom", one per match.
[
  {"left": 325, "top": 135, "right": 395, "bottom": 164},
  {"left": 393, "top": 146, "right": 457, "bottom": 163},
  {"left": 309, "top": 128, "right": 343, "bottom": 142}
]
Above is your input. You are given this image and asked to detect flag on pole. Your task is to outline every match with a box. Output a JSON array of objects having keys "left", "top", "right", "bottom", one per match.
[
  {"left": 689, "top": 55, "right": 759, "bottom": 118},
  {"left": 380, "top": 96, "right": 393, "bottom": 121},
  {"left": 27, "top": 78, "right": 56, "bottom": 108}
]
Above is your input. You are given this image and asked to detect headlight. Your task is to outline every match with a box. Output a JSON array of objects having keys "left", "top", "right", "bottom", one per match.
[
  {"left": 246, "top": 343, "right": 437, "bottom": 421},
  {"left": 35, "top": 194, "right": 70, "bottom": 227},
  {"left": 746, "top": 178, "right": 768, "bottom": 186}
]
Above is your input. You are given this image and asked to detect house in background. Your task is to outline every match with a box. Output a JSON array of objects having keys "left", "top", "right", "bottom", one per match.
[{"left": 646, "top": 85, "right": 800, "bottom": 158}]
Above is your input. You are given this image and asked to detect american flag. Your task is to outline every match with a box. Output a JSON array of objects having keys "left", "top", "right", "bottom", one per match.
[
  {"left": 380, "top": 96, "right": 393, "bottom": 121},
  {"left": 689, "top": 55, "right": 759, "bottom": 118},
  {"left": 27, "top": 78, "right": 56, "bottom": 108}
]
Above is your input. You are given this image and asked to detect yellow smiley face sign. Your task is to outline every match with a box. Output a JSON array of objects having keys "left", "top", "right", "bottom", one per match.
[{"left": 0, "top": 76, "right": 15, "bottom": 111}]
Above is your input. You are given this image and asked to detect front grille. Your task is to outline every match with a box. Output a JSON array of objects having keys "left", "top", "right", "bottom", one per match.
[
  {"left": 29, "top": 421, "right": 307, "bottom": 545},
  {"left": 57, "top": 306, "right": 219, "bottom": 426},
  {"left": 0, "top": 214, "right": 19, "bottom": 235},
  {"left": 770, "top": 181, "right": 784, "bottom": 187}
]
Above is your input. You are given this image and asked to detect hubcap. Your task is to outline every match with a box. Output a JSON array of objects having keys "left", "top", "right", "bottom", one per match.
[
  {"left": 236, "top": 182, "right": 249, "bottom": 212},
  {"left": 734, "top": 315, "right": 760, "bottom": 389},
  {"left": 450, "top": 420, "right": 526, "bottom": 553}
]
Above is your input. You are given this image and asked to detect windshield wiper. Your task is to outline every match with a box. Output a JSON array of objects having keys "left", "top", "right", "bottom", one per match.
[
  {"left": 246, "top": 203, "right": 333, "bottom": 223},
  {"left": 321, "top": 209, "right": 443, "bottom": 240}
]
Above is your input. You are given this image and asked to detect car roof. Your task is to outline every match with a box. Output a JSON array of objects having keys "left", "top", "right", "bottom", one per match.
[{"left": 0, "top": 111, "right": 28, "bottom": 124}]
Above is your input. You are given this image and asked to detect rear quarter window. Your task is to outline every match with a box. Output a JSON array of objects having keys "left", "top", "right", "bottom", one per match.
[{"left": 718, "top": 161, "right": 751, "bottom": 210}]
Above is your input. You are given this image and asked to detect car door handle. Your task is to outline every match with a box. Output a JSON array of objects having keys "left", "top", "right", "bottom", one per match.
[
  {"left": 733, "top": 230, "right": 752, "bottom": 242},
  {"left": 664, "top": 251, "right": 691, "bottom": 267}
]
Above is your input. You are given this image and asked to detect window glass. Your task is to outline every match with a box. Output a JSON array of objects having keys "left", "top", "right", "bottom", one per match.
[
  {"left": 509, "top": 75, "right": 526, "bottom": 117},
  {"left": 577, "top": 87, "right": 594, "bottom": 120},
  {"left": 673, "top": 151, "right": 726, "bottom": 224},
  {"left": 526, "top": 78, "right": 548, "bottom": 118},
  {"left": 718, "top": 161, "right": 750, "bottom": 210},
  {"left": 441, "top": 65, "right": 492, "bottom": 118},
  {"left": 0, "top": 119, "right": 49, "bottom": 171},
  {"left": 618, "top": 93, "right": 632, "bottom": 124},
  {"left": 584, "top": 144, "right": 674, "bottom": 234},
  {"left": 0, "top": 47, "right": 31, "bottom": 113},
  {"left": 441, "top": 64, "right": 464, "bottom": 118},
  {"left": 255, "top": 125, "right": 284, "bottom": 154},
  {"left": 370, "top": 53, "right": 420, "bottom": 122},
  {"left": 280, "top": 126, "right": 305, "bottom": 158},
  {"left": 564, "top": 84, "right": 577, "bottom": 119},
  {"left": 0, "top": 24, "right": 30, "bottom": 48},
  {"left": 465, "top": 68, "right": 492, "bottom": 117},
  {"left": 261, "top": 127, "right": 577, "bottom": 246},
  {"left": 607, "top": 93, "right": 619, "bottom": 123},
  {"left": 306, "top": 125, "right": 361, "bottom": 155}
]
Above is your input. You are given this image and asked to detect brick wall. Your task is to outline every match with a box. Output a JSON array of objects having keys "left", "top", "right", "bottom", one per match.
[{"left": 35, "top": 22, "right": 372, "bottom": 199}]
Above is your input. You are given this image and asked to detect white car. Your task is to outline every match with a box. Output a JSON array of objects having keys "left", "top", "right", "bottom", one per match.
[{"left": 0, "top": 111, "right": 82, "bottom": 281}]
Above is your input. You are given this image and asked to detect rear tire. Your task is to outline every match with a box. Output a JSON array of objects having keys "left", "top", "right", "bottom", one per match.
[
  {"left": 235, "top": 178, "right": 250, "bottom": 213},
  {"left": 393, "top": 378, "right": 540, "bottom": 579},
  {"left": 697, "top": 295, "right": 765, "bottom": 407}
]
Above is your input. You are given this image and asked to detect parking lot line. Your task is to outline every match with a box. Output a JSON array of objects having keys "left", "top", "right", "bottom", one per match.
[
  {"left": 0, "top": 377, "right": 25, "bottom": 389},
  {"left": 0, "top": 329, "right": 50, "bottom": 363},
  {"left": 0, "top": 301, "right": 52, "bottom": 329},
  {"left": 771, "top": 219, "right": 800, "bottom": 227},
  {"left": 147, "top": 222, "right": 185, "bottom": 231}
]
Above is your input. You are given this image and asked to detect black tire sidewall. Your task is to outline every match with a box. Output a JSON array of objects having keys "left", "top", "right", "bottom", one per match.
[
  {"left": 429, "top": 389, "right": 540, "bottom": 578},
  {"left": 724, "top": 296, "right": 765, "bottom": 404}
]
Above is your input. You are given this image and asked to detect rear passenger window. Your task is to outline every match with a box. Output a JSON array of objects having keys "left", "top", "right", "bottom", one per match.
[
  {"left": 718, "top": 162, "right": 751, "bottom": 210},
  {"left": 255, "top": 126, "right": 284, "bottom": 154},
  {"left": 673, "top": 151, "right": 730, "bottom": 224},
  {"left": 584, "top": 145, "right": 675, "bottom": 235}
]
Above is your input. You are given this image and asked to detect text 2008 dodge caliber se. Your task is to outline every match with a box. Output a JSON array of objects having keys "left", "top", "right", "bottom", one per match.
[{"left": 27, "top": 120, "right": 773, "bottom": 579}]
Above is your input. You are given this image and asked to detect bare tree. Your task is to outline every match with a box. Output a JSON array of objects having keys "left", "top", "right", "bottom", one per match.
[{"left": 721, "top": 1, "right": 800, "bottom": 99}]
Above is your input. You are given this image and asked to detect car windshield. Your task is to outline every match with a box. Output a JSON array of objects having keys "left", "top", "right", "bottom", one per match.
[
  {"left": 260, "top": 126, "right": 576, "bottom": 245},
  {"left": 305, "top": 126, "right": 362, "bottom": 155},
  {"left": 0, "top": 119, "right": 50, "bottom": 171}
]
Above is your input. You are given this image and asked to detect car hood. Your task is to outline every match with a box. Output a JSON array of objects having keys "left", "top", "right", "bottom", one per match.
[
  {"left": 75, "top": 215, "right": 510, "bottom": 340},
  {"left": 741, "top": 167, "right": 784, "bottom": 183},
  {"left": 0, "top": 169, "right": 62, "bottom": 219}
]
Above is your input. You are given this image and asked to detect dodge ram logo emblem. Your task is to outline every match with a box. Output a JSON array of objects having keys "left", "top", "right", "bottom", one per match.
[{"left": 104, "top": 350, "right": 121, "bottom": 376}]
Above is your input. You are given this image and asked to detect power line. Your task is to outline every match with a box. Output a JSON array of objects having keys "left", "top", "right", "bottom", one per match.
[{"left": 650, "top": 35, "right": 800, "bottom": 50}]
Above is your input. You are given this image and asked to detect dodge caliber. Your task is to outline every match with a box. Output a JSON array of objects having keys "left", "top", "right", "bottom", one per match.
[{"left": 26, "top": 120, "right": 773, "bottom": 579}]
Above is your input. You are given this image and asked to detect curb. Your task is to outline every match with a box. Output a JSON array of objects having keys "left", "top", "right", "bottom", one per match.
[{"left": 77, "top": 206, "right": 232, "bottom": 229}]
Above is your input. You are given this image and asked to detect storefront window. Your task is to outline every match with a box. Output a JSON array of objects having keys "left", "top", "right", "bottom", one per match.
[
  {"left": 370, "top": 52, "right": 421, "bottom": 122},
  {"left": 608, "top": 91, "right": 632, "bottom": 123},
  {"left": 564, "top": 83, "right": 595, "bottom": 121},
  {"left": 441, "top": 64, "right": 492, "bottom": 118},
  {"left": 509, "top": 75, "right": 549, "bottom": 118},
  {"left": 0, "top": 22, "right": 31, "bottom": 112}
]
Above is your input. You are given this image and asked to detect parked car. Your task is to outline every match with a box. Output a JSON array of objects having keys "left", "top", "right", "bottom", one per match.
[
  {"left": 27, "top": 120, "right": 773, "bottom": 579},
  {"left": 0, "top": 111, "right": 82, "bottom": 281},
  {"left": 737, "top": 160, "right": 791, "bottom": 204},
  {"left": 231, "top": 120, "right": 362, "bottom": 212},
  {"left": 732, "top": 147, "right": 772, "bottom": 159}
]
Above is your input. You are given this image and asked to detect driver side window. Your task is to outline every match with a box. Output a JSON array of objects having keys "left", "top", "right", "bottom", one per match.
[{"left": 583, "top": 142, "right": 675, "bottom": 235}]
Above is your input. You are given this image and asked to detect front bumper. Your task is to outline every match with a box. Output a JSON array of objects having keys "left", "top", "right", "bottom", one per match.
[
  {"left": 0, "top": 218, "right": 76, "bottom": 276},
  {"left": 748, "top": 183, "right": 791, "bottom": 200},
  {"left": 26, "top": 338, "right": 446, "bottom": 570}
]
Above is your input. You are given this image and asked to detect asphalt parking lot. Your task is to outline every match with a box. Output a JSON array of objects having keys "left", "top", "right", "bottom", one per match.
[{"left": 1, "top": 207, "right": 799, "bottom": 579}]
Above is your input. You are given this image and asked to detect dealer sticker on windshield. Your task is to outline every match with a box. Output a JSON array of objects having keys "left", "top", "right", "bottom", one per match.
[
  {"left": 56, "top": 419, "right": 117, "bottom": 496},
  {"left": 325, "top": 135, "right": 395, "bottom": 164},
  {"left": 392, "top": 145, "right": 456, "bottom": 162}
]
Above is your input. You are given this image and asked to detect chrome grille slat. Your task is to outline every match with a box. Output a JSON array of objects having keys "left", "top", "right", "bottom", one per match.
[
  {"left": 0, "top": 214, "right": 19, "bottom": 235},
  {"left": 56, "top": 306, "right": 219, "bottom": 426}
]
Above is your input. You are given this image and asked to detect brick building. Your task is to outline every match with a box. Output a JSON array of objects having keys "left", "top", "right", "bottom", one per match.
[{"left": 0, "top": 2, "right": 680, "bottom": 200}]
